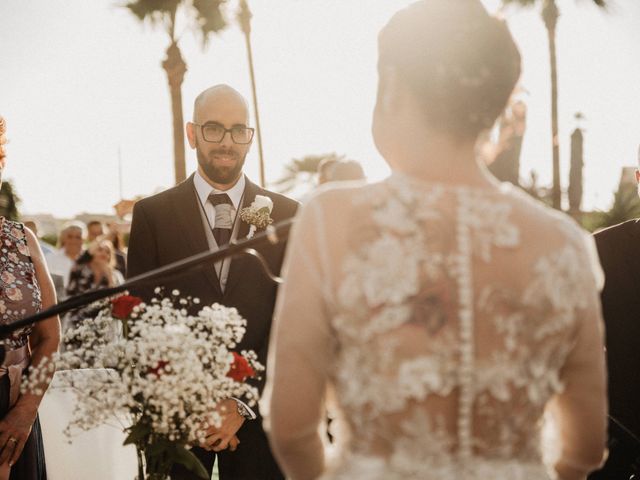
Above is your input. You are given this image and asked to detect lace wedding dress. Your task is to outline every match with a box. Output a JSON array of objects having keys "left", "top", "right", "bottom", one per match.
[{"left": 266, "top": 173, "right": 607, "bottom": 480}]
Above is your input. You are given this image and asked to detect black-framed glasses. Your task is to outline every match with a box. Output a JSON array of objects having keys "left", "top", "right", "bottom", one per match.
[{"left": 193, "top": 122, "right": 255, "bottom": 144}]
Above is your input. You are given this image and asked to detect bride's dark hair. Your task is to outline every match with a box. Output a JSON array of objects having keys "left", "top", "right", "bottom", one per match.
[{"left": 379, "top": 0, "right": 521, "bottom": 140}]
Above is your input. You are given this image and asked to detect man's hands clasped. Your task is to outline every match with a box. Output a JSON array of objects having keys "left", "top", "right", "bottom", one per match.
[{"left": 201, "top": 399, "right": 245, "bottom": 453}]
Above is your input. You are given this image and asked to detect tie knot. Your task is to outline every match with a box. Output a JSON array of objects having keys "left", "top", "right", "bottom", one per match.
[{"left": 208, "top": 193, "right": 232, "bottom": 207}]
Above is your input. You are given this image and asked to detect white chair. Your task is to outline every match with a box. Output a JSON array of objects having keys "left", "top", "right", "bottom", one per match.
[{"left": 39, "top": 369, "right": 137, "bottom": 479}]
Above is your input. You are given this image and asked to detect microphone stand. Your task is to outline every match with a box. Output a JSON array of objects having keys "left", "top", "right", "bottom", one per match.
[{"left": 0, "top": 218, "right": 294, "bottom": 342}]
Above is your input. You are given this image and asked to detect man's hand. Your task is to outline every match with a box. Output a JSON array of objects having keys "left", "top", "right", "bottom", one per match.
[{"left": 202, "top": 399, "right": 245, "bottom": 452}]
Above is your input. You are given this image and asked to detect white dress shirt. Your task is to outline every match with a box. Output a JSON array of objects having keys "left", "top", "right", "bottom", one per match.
[
  {"left": 193, "top": 171, "right": 256, "bottom": 420},
  {"left": 193, "top": 170, "right": 245, "bottom": 228}
]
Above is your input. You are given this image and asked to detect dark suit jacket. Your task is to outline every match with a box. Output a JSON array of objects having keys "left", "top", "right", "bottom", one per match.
[
  {"left": 594, "top": 219, "right": 640, "bottom": 438},
  {"left": 127, "top": 174, "right": 298, "bottom": 401}
]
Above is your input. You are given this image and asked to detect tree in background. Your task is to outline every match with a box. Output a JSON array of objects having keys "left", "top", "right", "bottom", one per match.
[
  {"left": 273, "top": 153, "right": 346, "bottom": 195},
  {"left": 567, "top": 124, "right": 584, "bottom": 218},
  {"left": 585, "top": 187, "right": 640, "bottom": 233},
  {"left": 237, "top": 0, "right": 265, "bottom": 187},
  {"left": 487, "top": 98, "right": 527, "bottom": 185},
  {"left": 501, "top": 0, "right": 607, "bottom": 210},
  {"left": 521, "top": 170, "right": 553, "bottom": 207},
  {"left": 0, "top": 181, "right": 20, "bottom": 221},
  {"left": 125, "top": 0, "right": 228, "bottom": 184}
]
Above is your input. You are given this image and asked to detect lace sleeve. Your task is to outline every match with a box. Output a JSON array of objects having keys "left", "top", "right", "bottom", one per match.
[
  {"left": 263, "top": 197, "right": 335, "bottom": 480},
  {"left": 549, "top": 234, "right": 607, "bottom": 479}
]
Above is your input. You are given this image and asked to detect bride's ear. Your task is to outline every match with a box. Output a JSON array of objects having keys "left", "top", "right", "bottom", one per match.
[{"left": 377, "top": 66, "right": 401, "bottom": 113}]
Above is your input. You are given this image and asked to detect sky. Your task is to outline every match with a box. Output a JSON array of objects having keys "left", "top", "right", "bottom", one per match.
[{"left": 1, "top": 0, "right": 639, "bottom": 218}]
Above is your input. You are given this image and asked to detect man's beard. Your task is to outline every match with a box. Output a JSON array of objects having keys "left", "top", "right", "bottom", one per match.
[{"left": 196, "top": 140, "right": 246, "bottom": 185}]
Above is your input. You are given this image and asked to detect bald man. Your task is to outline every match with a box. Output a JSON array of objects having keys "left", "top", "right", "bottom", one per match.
[{"left": 127, "top": 85, "right": 297, "bottom": 480}]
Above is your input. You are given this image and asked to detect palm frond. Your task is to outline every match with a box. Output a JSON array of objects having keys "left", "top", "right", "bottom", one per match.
[
  {"left": 192, "top": 0, "right": 227, "bottom": 47},
  {"left": 501, "top": 0, "right": 537, "bottom": 8},
  {"left": 125, "top": 0, "right": 180, "bottom": 23}
]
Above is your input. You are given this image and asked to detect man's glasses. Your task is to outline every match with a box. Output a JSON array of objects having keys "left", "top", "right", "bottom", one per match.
[{"left": 193, "top": 123, "right": 255, "bottom": 145}]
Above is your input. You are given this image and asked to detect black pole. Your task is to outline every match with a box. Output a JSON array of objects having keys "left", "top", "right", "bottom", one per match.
[{"left": 0, "top": 218, "right": 294, "bottom": 336}]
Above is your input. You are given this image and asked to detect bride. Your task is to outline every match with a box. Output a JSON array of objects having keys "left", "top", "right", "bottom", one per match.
[{"left": 263, "top": 1, "right": 607, "bottom": 479}]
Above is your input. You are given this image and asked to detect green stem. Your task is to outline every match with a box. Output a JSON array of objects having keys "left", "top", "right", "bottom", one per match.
[{"left": 136, "top": 446, "right": 145, "bottom": 480}]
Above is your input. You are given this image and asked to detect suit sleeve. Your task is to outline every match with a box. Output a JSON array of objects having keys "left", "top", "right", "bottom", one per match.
[{"left": 126, "top": 201, "right": 158, "bottom": 279}]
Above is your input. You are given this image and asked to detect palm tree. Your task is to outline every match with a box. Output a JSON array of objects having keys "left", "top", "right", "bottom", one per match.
[
  {"left": 125, "top": 0, "right": 228, "bottom": 184},
  {"left": 237, "top": 0, "right": 265, "bottom": 187},
  {"left": 273, "top": 153, "right": 346, "bottom": 194},
  {"left": 567, "top": 125, "right": 583, "bottom": 218},
  {"left": 502, "top": 0, "right": 606, "bottom": 210},
  {"left": 588, "top": 186, "right": 640, "bottom": 232}
]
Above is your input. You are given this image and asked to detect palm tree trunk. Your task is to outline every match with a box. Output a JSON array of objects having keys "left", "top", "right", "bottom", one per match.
[
  {"left": 162, "top": 41, "right": 188, "bottom": 185},
  {"left": 238, "top": 0, "right": 266, "bottom": 188},
  {"left": 568, "top": 127, "right": 584, "bottom": 220},
  {"left": 543, "top": 0, "right": 561, "bottom": 210}
]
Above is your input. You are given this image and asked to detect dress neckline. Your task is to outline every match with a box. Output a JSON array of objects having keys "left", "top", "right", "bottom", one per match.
[{"left": 388, "top": 170, "right": 511, "bottom": 195}]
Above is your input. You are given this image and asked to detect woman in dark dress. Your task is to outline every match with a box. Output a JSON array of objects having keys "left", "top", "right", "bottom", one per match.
[{"left": 0, "top": 116, "right": 61, "bottom": 479}]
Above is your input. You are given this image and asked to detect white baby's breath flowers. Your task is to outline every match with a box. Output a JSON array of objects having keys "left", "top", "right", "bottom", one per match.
[{"left": 24, "top": 294, "right": 262, "bottom": 454}]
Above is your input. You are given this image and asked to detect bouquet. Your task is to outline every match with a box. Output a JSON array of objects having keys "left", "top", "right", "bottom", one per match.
[{"left": 25, "top": 291, "right": 262, "bottom": 479}]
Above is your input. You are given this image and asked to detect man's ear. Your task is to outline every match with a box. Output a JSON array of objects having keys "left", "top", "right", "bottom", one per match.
[
  {"left": 635, "top": 170, "right": 640, "bottom": 185},
  {"left": 186, "top": 122, "right": 197, "bottom": 149}
]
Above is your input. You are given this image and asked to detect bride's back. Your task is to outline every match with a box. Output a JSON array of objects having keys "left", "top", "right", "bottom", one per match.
[{"left": 305, "top": 176, "right": 604, "bottom": 477}]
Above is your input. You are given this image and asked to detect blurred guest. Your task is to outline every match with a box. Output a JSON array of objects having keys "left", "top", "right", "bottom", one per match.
[
  {"left": 66, "top": 239, "right": 124, "bottom": 297},
  {"left": 0, "top": 115, "right": 60, "bottom": 479},
  {"left": 105, "top": 224, "right": 126, "bottom": 276},
  {"left": 45, "top": 221, "right": 85, "bottom": 291},
  {"left": 317, "top": 157, "right": 339, "bottom": 185},
  {"left": 23, "top": 221, "right": 54, "bottom": 257},
  {"left": 590, "top": 146, "right": 640, "bottom": 479},
  {"left": 86, "top": 220, "right": 104, "bottom": 243},
  {"left": 318, "top": 158, "right": 365, "bottom": 185}
]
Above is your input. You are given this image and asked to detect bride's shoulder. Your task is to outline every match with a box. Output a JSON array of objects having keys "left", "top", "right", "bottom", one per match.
[
  {"left": 505, "top": 185, "right": 592, "bottom": 246},
  {"left": 303, "top": 179, "right": 376, "bottom": 210}
]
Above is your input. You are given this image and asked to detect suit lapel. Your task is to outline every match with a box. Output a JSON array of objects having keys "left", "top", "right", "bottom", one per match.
[
  {"left": 169, "top": 174, "right": 222, "bottom": 296},
  {"left": 225, "top": 177, "right": 261, "bottom": 295}
]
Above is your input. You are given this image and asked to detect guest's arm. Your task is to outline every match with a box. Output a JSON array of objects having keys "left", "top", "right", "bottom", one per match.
[
  {"left": 0, "top": 227, "right": 60, "bottom": 466},
  {"left": 264, "top": 200, "right": 334, "bottom": 480}
]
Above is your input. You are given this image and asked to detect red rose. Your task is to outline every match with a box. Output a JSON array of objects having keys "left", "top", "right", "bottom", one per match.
[
  {"left": 227, "top": 352, "right": 255, "bottom": 383},
  {"left": 111, "top": 295, "right": 143, "bottom": 319},
  {"left": 147, "top": 360, "right": 170, "bottom": 377}
]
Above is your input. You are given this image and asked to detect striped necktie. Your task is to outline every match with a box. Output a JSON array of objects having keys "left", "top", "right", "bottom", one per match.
[{"left": 208, "top": 193, "right": 233, "bottom": 246}]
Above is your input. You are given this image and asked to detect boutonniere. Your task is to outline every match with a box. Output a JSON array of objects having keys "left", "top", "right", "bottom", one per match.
[{"left": 240, "top": 195, "right": 274, "bottom": 238}]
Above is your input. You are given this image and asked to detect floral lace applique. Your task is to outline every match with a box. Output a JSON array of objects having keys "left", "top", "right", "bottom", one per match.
[
  {"left": 0, "top": 220, "right": 40, "bottom": 348},
  {"left": 327, "top": 178, "right": 592, "bottom": 479}
]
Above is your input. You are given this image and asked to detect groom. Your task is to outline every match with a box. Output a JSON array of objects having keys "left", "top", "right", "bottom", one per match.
[{"left": 127, "top": 84, "right": 298, "bottom": 479}]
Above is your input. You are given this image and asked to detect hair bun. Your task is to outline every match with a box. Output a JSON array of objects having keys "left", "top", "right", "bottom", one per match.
[{"left": 379, "top": 0, "right": 521, "bottom": 139}]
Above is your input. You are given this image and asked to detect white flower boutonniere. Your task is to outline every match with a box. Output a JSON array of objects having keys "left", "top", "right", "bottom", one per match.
[{"left": 240, "top": 195, "right": 274, "bottom": 238}]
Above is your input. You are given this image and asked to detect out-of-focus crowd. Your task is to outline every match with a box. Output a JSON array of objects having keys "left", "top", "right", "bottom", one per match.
[{"left": 25, "top": 219, "right": 126, "bottom": 302}]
